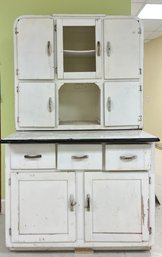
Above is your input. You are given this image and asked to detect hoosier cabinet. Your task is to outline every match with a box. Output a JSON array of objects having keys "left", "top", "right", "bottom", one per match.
[{"left": 2, "top": 14, "right": 159, "bottom": 251}]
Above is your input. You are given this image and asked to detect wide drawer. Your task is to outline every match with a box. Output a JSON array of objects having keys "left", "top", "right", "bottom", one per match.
[
  {"left": 10, "top": 144, "right": 56, "bottom": 170},
  {"left": 57, "top": 144, "right": 102, "bottom": 170},
  {"left": 105, "top": 144, "right": 151, "bottom": 171}
]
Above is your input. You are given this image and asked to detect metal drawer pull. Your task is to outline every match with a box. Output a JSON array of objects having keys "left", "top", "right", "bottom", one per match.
[
  {"left": 120, "top": 155, "right": 137, "bottom": 161},
  {"left": 47, "top": 41, "right": 52, "bottom": 56},
  {"left": 24, "top": 154, "right": 42, "bottom": 159},
  {"left": 48, "top": 97, "right": 53, "bottom": 112},
  {"left": 97, "top": 41, "right": 101, "bottom": 56},
  {"left": 107, "top": 97, "right": 111, "bottom": 112},
  {"left": 69, "top": 194, "right": 77, "bottom": 212},
  {"left": 107, "top": 41, "right": 111, "bottom": 56},
  {"left": 71, "top": 155, "right": 88, "bottom": 160},
  {"left": 85, "top": 194, "right": 90, "bottom": 211}
]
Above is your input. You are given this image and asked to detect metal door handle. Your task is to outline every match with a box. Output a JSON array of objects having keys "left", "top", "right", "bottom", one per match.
[
  {"left": 47, "top": 41, "right": 52, "bottom": 56},
  {"left": 107, "top": 41, "right": 111, "bottom": 56},
  {"left": 97, "top": 41, "right": 101, "bottom": 56},
  {"left": 69, "top": 195, "right": 77, "bottom": 212},
  {"left": 85, "top": 194, "right": 90, "bottom": 211},
  {"left": 71, "top": 155, "right": 88, "bottom": 160},
  {"left": 107, "top": 97, "right": 111, "bottom": 112},
  {"left": 120, "top": 155, "right": 137, "bottom": 161},
  {"left": 48, "top": 97, "right": 53, "bottom": 112},
  {"left": 24, "top": 154, "right": 42, "bottom": 159}
]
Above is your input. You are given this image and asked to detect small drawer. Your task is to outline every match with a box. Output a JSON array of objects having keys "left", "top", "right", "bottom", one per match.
[
  {"left": 105, "top": 144, "right": 151, "bottom": 171},
  {"left": 10, "top": 144, "right": 56, "bottom": 170},
  {"left": 57, "top": 144, "right": 102, "bottom": 170}
]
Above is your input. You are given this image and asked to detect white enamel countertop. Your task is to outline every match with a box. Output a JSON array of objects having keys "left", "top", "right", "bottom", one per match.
[{"left": 1, "top": 130, "right": 159, "bottom": 143}]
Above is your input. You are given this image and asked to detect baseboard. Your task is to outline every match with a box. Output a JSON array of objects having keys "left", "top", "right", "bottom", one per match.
[{"left": 1, "top": 199, "right": 5, "bottom": 214}]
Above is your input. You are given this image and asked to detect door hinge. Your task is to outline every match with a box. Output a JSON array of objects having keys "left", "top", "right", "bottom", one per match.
[
  {"left": 16, "top": 86, "right": 19, "bottom": 93},
  {"left": 17, "top": 116, "right": 20, "bottom": 123},
  {"left": 54, "top": 24, "right": 57, "bottom": 32},
  {"left": 9, "top": 228, "right": 12, "bottom": 236},
  {"left": 149, "top": 227, "right": 152, "bottom": 235},
  {"left": 138, "top": 27, "right": 142, "bottom": 34},
  {"left": 15, "top": 27, "right": 19, "bottom": 34},
  {"left": 139, "top": 68, "right": 142, "bottom": 75},
  {"left": 138, "top": 115, "right": 142, "bottom": 122},
  {"left": 8, "top": 178, "right": 11, "bottom": 186},
  {"left": 55, "top": 67, "right": 57, "bottom": 74},
  {"left": 139, "top": 85, "right": 142, "bottom": 91},
  {"left": 16, "top": 69, "right": 19, "bottom": 76},
  {"left": 149, "top": 177, "right": 151, "bottom": 184}
]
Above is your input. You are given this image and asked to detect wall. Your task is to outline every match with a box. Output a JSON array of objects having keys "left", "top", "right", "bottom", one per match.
[
  {"left": 144, "top": 36, "right": 162, "bottom": 140},
  {"left": 0, "top": 0, "right": 131, "bottom": 198}
]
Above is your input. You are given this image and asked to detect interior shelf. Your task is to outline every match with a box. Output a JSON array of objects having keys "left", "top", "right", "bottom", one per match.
[{"left": 64, "top": 50, "right": 96, "bottom": 57}]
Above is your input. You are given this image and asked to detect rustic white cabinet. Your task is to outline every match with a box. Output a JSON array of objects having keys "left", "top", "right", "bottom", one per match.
[{"left": 2, "top": 14, "right": 159, "bottom": 252}]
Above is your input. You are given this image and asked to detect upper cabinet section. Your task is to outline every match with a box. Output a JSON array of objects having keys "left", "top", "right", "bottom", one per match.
[
  {"left": 56, "top": 18, "right": 102, "bottom": 79},
  {"left": 104, "top": 18, "right": 142, "bottom": 79},
  {"left": 14, "top": 15, "right": 143, "bottom": 131},
  {"left": 15, "top": 17, "right": 55, "bottom": 79},
  {"left": 14, "top": 16, "right": 143, "bottom": 81}
]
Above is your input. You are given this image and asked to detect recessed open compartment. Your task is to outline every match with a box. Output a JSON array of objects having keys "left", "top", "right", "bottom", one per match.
[
  {"left": 63, "top": 26, "right": 96, "bottom": 73},
  {"left": 58, "top": 83, "right": 101, "bottom": 126}
]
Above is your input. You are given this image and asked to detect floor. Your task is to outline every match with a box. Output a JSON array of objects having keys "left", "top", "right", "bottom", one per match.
[{"left": 0, "top": 149, "right": 162, "bottom": 257}]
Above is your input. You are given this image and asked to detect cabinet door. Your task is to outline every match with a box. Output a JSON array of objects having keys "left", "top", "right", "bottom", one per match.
[
  {"left": 17, "top": 83, "right": 55, "bottom": 128},
  {"left": 104, "top": 81, "right": 142, "bottom": 127},
  {"left": 104, "top": 18, "right": 142, "bottom": 79},
  {"left": 84, "top": 172, "right": 149, "bottom": 242},
  {"left": 16, "top": 17, "right": 54, "bottom": 79},
  {"left": 10, "top": 172, "right": 76, "bottom": 243},
  {"left": 57, "top": 18, "right": 102, "bottom": 79}
]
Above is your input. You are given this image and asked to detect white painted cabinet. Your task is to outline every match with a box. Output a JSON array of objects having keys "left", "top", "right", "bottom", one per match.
[
  {"left": 10, "top": 172, "right": 76, "bottom": 243},
  {"left": 84, "top": 172, "right": 149, "bottom": 242},
  {"left": 104, "top": 18, "right": 142, "bottom": 79},
  {"left": 15, "top": 17, "right": 54, "bottom": 79},
  {"left": 4, "top": 13, "right": 157, "bottom": 252},
  {"left": 104, "top": 81, "right": 142, "bottom": 127}
]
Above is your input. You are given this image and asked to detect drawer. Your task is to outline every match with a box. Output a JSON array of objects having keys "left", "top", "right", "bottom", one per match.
[
  {"left": 10, "top": 144, "right": 56, "bottom": 170},
  {"left": 105, "top": 144, "right": 151, "bottom": 171},
  {"left": 57, "top": 144, "right": 102, "bottom": 170}
]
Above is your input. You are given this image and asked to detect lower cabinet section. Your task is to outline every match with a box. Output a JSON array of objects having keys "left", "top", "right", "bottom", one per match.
[{"left": 7, "top": 170, "right": 153, "bottom": 249}]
